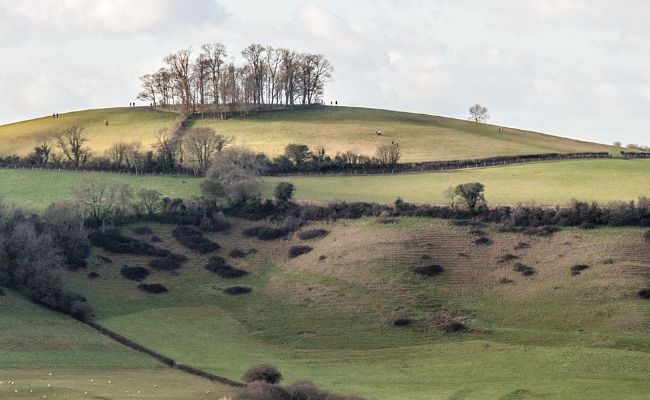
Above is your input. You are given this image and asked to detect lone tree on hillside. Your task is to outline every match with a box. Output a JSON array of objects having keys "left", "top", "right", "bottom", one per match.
[
  {"left": 454, "top": 182, "right": 485, "bottom": 213},
  {"left": 56, "top": 125, "right": 90, "bottom": 167},
  {"left": 469, "top": 104, "right": 489, "bottom": 123}
]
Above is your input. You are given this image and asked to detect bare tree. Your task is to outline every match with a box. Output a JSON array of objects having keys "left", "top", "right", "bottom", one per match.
[
  {"left": 73, "top": 178, "right": 117, "bottom": 226},
  {"left": 165, "top": 48, "right": 193, "bottom": 112},
  {"left": 123, "top": 142, "right": 144, "bottom": 173},
  {"left": 469, "top": 104, "right": 489, "bottom": 123},
  {"left": 376, "top": 143, "right": 401, "bottom": 166},
  {"left": 137, "top": 188, "right": 162, "bottom": 215},
  {"left": 106, "top": 142, "right": 130, "bottom": 167},
  {"left": 31, "top": 141, "right": 52, "bottom": 166},
  {"left": 201, "top": 146, "right": 265, "bottom": 205},
  {"left": 154, "top": 129, "right": 180, "bottom": 172},
  {"left": 153, "top": 68, "right": 172, "bottom": 106},
  {"left": 56, "top": 125, "right": 90, "bottom": 168},
  {"left": 137, "top": 74, "right": 157, "bottom": 106},
  {"left": 241, "top": 43, "right": 266, "bottom": 104},
  {"left": 201, "top": 43, "right": 227, "bottom": 106},
  {"left": 184, "top": 127, "right": 230, "bottom": 171}
]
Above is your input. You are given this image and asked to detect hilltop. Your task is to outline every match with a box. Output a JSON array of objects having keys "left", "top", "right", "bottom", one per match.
[{"left": 0, "top": 106, "right": 616, "bottom": 162}]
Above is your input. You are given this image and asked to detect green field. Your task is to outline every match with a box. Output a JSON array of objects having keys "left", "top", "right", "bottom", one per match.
[
  {"left": 1, "top": 159, "right": 649, "bottom": 211},
  {"left": 55, "top": 219, "right": 650, "bottom": 399},
  {"left": 0, "top": 106, "right": 616, "bottom": 162},
  {"left": 0, "top": 291, "right": 231, "bottom": 399}
]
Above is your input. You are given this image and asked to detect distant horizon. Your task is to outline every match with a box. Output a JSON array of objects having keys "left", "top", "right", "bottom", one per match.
[{"left": 3, "top": 1, "right": 650, "bottom": 146}]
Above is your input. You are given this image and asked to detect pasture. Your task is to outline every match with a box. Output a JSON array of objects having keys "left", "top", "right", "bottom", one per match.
[
  {"left": 58, "top": 218, "right": 650, "bottom": 399},
  {"left": 0, "top": 106, "right": 616, "bottom": 162},
  {"left": 1, "top": 159, "right": 650, "bottom": 211}
]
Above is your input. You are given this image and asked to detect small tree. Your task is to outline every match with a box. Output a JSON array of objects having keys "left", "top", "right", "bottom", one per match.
[
  {"left": 242, "top": 364, "right": 283, "bottom": 384},
  {"left": 56, "top": 125, "right": 90, "bottom": 167},
  {"left": 454, "top": 182, "right": 485, "bottom": 212},
  {"left": 274, "top": 182, "right": 295, "bottom": 203},
  {"left": 201, "top": 146, "right": 265, "bottom": 205},
  {"left": 137, "top": 188, "right": 162, "bottom": 215},
  {"left": 284, "top": 143, "right": 311, "bottom": 166},
  {"left": 468, "top": 104, "right": 489, "bottom": 123},
  {"left": 376, "top": 143, "right": 400, "bottom": 166}
]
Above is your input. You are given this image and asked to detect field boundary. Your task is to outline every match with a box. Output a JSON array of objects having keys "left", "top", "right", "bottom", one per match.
[{"left": 84, "top": 320, "right": 244, "bottom": 387}]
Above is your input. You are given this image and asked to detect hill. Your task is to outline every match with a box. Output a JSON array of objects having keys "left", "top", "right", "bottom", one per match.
[
  {"left": 56, "top": 217, "right": 650, "bottom": 399},
  {"left": 0, "top": 106, "right": 616, "bottom": 162}
]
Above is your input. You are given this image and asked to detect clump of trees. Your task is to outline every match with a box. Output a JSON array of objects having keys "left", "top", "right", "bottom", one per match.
[
  {"left": 0, "top": 202, "right": 93, "bottom": 321},
  {"left": 138, "top": 43, "right": 333, "bottom": 112}
]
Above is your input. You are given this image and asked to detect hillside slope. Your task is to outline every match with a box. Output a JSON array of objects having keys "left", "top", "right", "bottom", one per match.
[{"left": 0, "top": 106, "right": 616, "bottom": 162}]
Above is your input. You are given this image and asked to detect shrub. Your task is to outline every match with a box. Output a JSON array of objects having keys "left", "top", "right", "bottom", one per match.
[
  {"left": 297, "top": 229, "right": 329, "bottom": 240},
  {"left": 514, "top": 242, "right": 530, "bottom": 250},
  {"left": 172, "top": 226, "right": 220, "bottom": 254},
  {"left": 234, "top": 381, "right": 290, "bottom": 400},
  {"left": 120, "top": 266, "right": 150, "bottom": 281},
  {"left": 413, "top": 265, "right": 444, "bottom": 276},
  {"left": 274, "top": 182, "right": 295, "bottom": 203},
  {"left": 70, "top": 300, "right": 94, "bottom": 322},
  {"left": 285, "top": 380, "right": 369, "bottom": 400},
  {"left": 570, "top": 264, "right": 590, "bottom": 276},
  {"left": 318, "top": 255, "right": 327, "bottom": 262},
  {"left": 87, "top": 271, "right": 100, "bottom": 279},
  {"left": 133, "top": 226, "right": 153, "bottom": 235},
  {"left": 89, "top": 229, "right": 173, "bottom": 258},
  {"left": 497, "top": 254, "right": 519, "bottom": 263},
  {"left": 513, "top": 263, "right": 536, "bottom": 276},
  {"left": 498, "top": 277, "right": 513, "bottom": 284},
  {"left": 438, "top": 321, "right": 468, "bottom": 333},
  {"left": 243, "top": 226, "right": 288, "bottom": 240},
  {"left": 229, "top": 248, "right": 248, "bottom": 258},
  {"left": 224, "top": 286, "right": 253, "bottom": 295},
  {"left": 151, "top": 235, "right": 163, "bottom": 243},
  {"left": 242, "top": 364, "right": 283, "bottom": 384},
  {"left": 137, "top": 283, "right": 168, "bottom": 294},
  {"left": 473, "top": 236, "right": 493, "bottom": 246},
  {"left": 288, "top": 245, "right": 313, "bottom": 258},
  {"left": 603, "top": 258, "right": 615, "bottom": 265},
  {"left": 205, "top": 256, "right": 248, "bottom": 278},
  {"left": 96, "top": 255, "right": 113, "bottom": 263},
  {"left": 392, "top": 317, "right": 412, "bottom": 326},
  {"left": 149, "top": 257, "right": 182, "bottom": 271},
  {"left": 638, "top": 288, "right": 650, "bottom": 299}
]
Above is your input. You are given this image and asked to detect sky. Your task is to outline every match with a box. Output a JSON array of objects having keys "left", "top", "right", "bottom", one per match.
[{"left": 1, "top": 0, "right": 650, "bottom": 145}]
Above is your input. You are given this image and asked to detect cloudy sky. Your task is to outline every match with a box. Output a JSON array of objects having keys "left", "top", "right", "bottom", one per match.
[{"left": 1, "top": 0, "right": 650, "bottom": 145}]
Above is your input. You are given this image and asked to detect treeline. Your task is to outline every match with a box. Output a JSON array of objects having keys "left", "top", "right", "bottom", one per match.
[
  {"left": 137, "top": 43, "right": 333, "bottom": 112},
  {"left": 0, "top": 202, "right": 93, "bottom": 321}
]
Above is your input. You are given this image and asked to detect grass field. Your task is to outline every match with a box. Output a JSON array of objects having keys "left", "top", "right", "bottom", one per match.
[
  {"left": 0, "top": 106, "right": 617, "bottom": 162},
  {"left": 0, "top": 291, "right": 231, "bottom": 399},
  {"left": 57, "top": 219, "right": 650, "bottom": 399},
  {"left": 1, "top": 159, "right": 649, "bottom": 211}
]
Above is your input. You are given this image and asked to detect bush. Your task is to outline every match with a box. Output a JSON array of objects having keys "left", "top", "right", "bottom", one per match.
[
  {"left": 120, "top": 266, "right": 150, "bottom": 281},
  {"left": 205, "top": 256, "right": 248, "bottom": 278},
  {"left": 498, "top": 277, "right": 513, "bottom": 284},
  {"left": 392, "top": 317, "right": 412, "bottom": 326},
  {"left": 172, "top": 226, "right": 220, "bottom": 253},
  {"left": 413, "top": 265, "right": 444, "bottom": 276},
  {"left": 638, "top": 288, "right": 650, "bottom": 299},
  {"left": 570, "top": 264, "right": 590, "bottom": 275},
  {"left": 318, "top": 255, "right": 327, "bottom": 262},
  {"left": 87, "top": 271, "right": 100, "bottom": 279},
  {"left": 473, "top": 236, "right": 493, "bottom": 246},
  {"left": 274, "top": 182, "right": 295, "bottom": 203},
  {"left": 234, "top": 381, "right": 290, "bottom": 400},
  {"left": 96, "top": 255, "right": 113, "bottom": 263},
  {"left": 133, "top": 226, "right": 153, "bottom": 235},
  {"left": 513, "top": 263, "right": 536, "bottom": 276},
  {"left": 497, "top": 254, "right": 519, "bottom": 263},
  {"left": 89, "top": 229, "right": 173, "bottom": 258},
  {"left": 243, "top": 226, "right": 288, "bottom": 240},
  {"left": 70, "top": 300, "right": 94, "bottom": 322},
  {"left": 151, "top": 235, "right": 163, "bottom": 242},
  {"left": 285, "top": 380, "right": 369, "bottom": 400},
  {"left": 644, "top": 230, "right": 650, "bottom": 242},
  {"left": 224, "top": 286, "right": 253, "bottom": 295},
  {"left": 288, "top": 245, "right": 313, "bottom": 258},
  {"left": 514, "top": 242, "right": 530, "bottom": 250},
  {"left": 242, "top": 364, "right": 283, "bottom": 384},
  {"left": 229, "top": 248, "right": 248, "bottom": 258},
  {"left": 297, "top": 229, "right": 329, "bottom": 240},
  {"left": 149, "top": 257, "right": 182, "bottom": 271},
  {"left": 438, "top": 321, "right": 468, "bottom": 333},
  {"left": 137, "top": 283, "right": 168, "bottom": 294}
]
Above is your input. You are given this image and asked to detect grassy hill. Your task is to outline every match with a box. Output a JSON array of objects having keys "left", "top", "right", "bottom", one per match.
[
  {"left": 0, "top": 106, "right": 616, "bottom": 162},
  {"left": 55, "top": 218, "right": 650, "bottom": 399}
]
